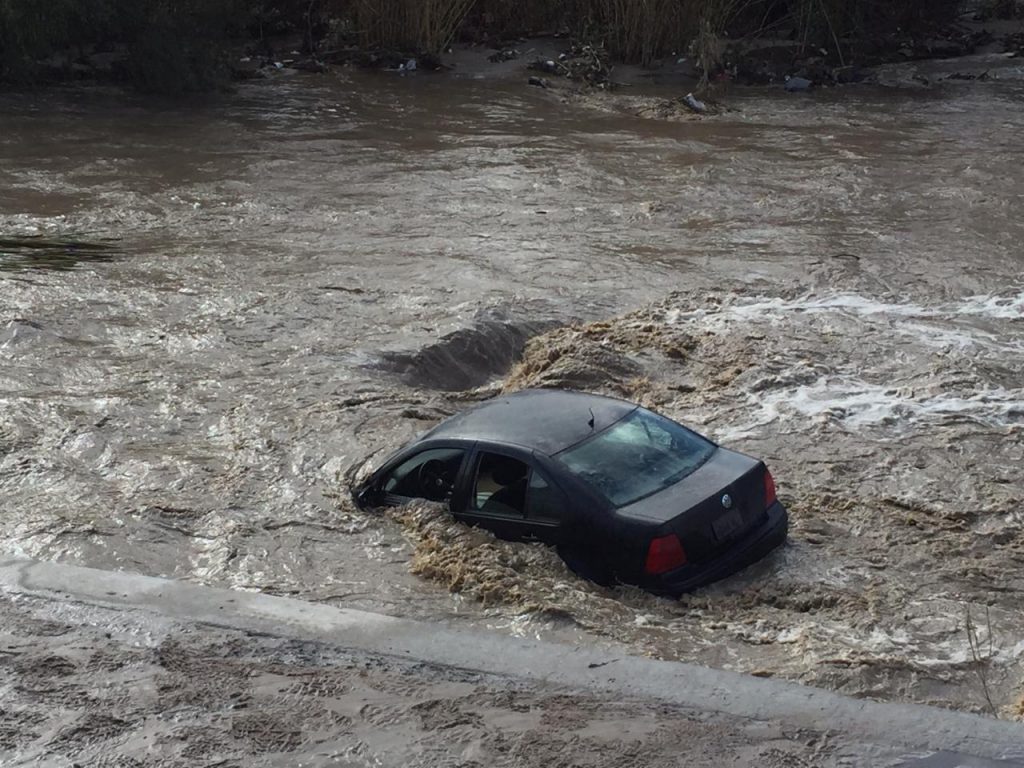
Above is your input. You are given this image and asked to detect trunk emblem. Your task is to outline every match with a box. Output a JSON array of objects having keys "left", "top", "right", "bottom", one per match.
[{"left": 721, "top": 494, "right": 733, "bottom": 509}]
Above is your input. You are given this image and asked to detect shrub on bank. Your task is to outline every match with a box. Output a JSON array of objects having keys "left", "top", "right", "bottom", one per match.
[
  {"left": 0, "top": 0, "right": 247, "bottom": 91},
  {"left": 351, "top": 0, "right": 476, "bottom": 54},
  {"left": 0, "top": 0, "right": 968, "bottom": 93},
  {"left": 473, "top": 0, "right": 964, "bottom": 65}
]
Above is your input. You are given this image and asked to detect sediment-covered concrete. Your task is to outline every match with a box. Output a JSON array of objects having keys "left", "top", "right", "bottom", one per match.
[{"left": 0, "top": 556, "right": 1021, "bottom": 765}]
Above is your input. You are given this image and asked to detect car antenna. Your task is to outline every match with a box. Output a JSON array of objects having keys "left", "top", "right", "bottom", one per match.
[{"left": 587, "top": 407, "right": 595, "bottom": 430}]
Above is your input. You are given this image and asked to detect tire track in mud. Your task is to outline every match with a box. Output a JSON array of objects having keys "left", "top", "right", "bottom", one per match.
[{"left": 377, "top": 287, "right": 1024, "bottom": 718}]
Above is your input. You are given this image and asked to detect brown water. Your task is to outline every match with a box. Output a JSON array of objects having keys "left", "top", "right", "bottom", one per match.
[{"left": 2, "top": 63, "right": 1023, "bottom": 716}]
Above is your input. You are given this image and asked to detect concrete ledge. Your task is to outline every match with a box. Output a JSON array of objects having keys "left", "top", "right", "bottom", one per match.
[{"left": 1, "top": 556, "right": 1022, "bottom": 761}]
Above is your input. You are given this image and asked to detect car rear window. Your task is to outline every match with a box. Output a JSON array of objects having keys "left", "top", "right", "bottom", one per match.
[{"left": 556, "top": 408, "right": 715, "bottom": 507}]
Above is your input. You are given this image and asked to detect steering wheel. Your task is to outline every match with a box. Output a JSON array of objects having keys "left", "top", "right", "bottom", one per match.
[{"left": 416, "top": 459, "right": 454, "bottom": 501}]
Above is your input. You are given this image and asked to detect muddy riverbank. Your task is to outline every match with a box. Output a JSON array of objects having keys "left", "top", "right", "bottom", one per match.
[
  {"left": 1, "top": 63, "right": 1023, "bottom": 718},
  {"left": 0, "top": 580, "right": 851, "bottom": 767},
  {"left": 10, "top": 559, "right": 1020, "bottom": 767}
]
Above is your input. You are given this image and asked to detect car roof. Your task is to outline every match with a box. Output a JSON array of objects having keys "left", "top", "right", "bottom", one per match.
[{"left": 423, "top": 388, "right": 637, "bottom": 456}]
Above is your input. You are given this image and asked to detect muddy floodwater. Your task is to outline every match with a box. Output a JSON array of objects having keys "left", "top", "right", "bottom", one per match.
[{"left": 2, "top": 65, "right": 1023, "bottom": 718}]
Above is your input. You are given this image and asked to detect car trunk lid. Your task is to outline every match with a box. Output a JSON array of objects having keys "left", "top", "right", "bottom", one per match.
[{"left": 618, "top": 447, "right": 768, "bottom": 565}]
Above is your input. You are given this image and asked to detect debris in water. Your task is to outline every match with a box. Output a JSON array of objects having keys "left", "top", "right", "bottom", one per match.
[
  {"left": 683, "top": 92, "right": 707, "bottom": 113},
  {"left": 388, "top": 502, "right": 584, "bottom": 609},
  {"left": 528, "top": 59, "right": 559, "bottom": 75},
  {"left": 528, "top": 44, "right": 613, "bottom": 89},
  {"left": 501, "top": 316, "right": 694, "bottom": 402},
  {"left": 488, "top": 48, "right": 520, "bottom": 63}
]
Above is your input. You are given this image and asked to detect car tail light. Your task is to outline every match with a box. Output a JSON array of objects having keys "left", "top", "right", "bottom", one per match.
[
  {"left": 764, "top": 469, "right": 777, "bottom": 508},
  {"left": 645, "top": 534, "right": 687, "bottom": 575}
]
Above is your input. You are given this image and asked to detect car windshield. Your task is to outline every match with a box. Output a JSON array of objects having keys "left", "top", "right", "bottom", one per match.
[{"left": 556, "top": 408, "right": 715, "bottom": 508}]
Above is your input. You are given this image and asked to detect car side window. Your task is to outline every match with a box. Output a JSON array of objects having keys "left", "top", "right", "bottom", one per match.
[
  {"left": 473, "top": 453, "right": 529, "bottom": 518},
  {"left": 383, "top": 448, "right": 465, "bottom": 502},
  {"left": 526, "top": 470, "right": 564, "bottom": 524}
]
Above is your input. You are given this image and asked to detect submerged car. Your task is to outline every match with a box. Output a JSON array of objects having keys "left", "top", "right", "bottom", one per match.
[{"left": 352, "top": 389, "right": 788, "bottom": 595}]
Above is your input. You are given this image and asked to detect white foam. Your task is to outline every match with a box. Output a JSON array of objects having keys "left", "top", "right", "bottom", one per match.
[
  {"left": 718, "top": 376, "right": 1024, "bottom": 440},
  {"left": 667, "top": 290, "right": 1024, "bottom": 325},
  {"left": 955, "top": 291, "right": 1024, "bottom": 319},
  {"left": 895, "top": 321, "right": 1010, "bottom": 352},
  {"left": 667, "top": 290, "right": 1024, "bottom": 356}
]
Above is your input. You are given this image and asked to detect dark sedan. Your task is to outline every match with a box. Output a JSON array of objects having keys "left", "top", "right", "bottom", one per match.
[{"left": 352, "top": 389, "right": 788, "bottom": 595}]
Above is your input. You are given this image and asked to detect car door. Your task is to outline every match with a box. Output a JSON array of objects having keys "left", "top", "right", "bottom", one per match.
[
  {"left": 373, "top": 444, "right": 471, "bottom": 508},
  {"left": 455, "top": 446, "right": 568, "bottom": 545},
  {"left": 523, "top": 461, "right": 570, "bottom": 545}
]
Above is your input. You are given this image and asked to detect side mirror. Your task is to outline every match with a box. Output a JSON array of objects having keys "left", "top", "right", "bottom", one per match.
[{"left": 354, "top": 481, "right": 382, "bottom": 507}]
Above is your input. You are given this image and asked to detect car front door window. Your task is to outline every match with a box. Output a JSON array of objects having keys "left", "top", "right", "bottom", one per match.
[{"left": 383, "top": 448, "right": 465, "bottom": 502}]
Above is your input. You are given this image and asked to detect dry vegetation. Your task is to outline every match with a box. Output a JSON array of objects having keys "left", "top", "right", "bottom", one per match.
[
  {"left": 470, "top": 0, "right": 963, "bottom": 63},
  {"left": 350, "top": 0, "right": 476, "bottom": 53},
  {"left": 0, "top": 0, "right": 968, "bottom": 90}
]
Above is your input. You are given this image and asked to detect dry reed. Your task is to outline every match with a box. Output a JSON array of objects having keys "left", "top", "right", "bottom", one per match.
[
  {"left": 465, "top": 0, "right": 961, "bottom": 70},
  {"left": 352, "top": 0, "right": 475, "bottom": 53}
]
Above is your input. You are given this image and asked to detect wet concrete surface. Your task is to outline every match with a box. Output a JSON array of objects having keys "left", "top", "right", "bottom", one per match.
[{"left": 1, "top": 60, "right": 1023, "bottom": 718}]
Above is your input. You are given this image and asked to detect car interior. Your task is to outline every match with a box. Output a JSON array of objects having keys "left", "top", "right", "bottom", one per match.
[
  {"left": 382, "top": 449, "right": 563, "bottom": 525},
  {"left": 474, "top": 453, "right": 529, "bottom": 517},
  {"left": 384, "top": 448, "right": 465, "bottom": 500}
]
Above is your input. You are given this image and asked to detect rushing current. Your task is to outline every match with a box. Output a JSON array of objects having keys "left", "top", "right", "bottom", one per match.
[{"left": 2, "top": 56, "right": 1022, "bottom": 717}]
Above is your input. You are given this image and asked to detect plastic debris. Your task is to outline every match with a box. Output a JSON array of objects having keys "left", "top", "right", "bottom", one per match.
[{"left": 682, "top": 92, "right": 707, "bottom": 113}]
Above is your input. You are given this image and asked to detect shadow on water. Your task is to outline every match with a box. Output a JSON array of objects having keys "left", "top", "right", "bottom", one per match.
[{"left": 0, "top": 236, "right": 120, "bottom": 273}]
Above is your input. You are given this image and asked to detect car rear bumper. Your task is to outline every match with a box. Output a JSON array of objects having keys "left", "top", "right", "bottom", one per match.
[{"left": 654, "top": 501, "right": 789, "bottom": 595}]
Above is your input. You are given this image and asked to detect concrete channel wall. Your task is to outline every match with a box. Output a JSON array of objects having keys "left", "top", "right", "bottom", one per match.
[{"left": 1, "top": 556, "right": 1022, "bottom": 764}]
